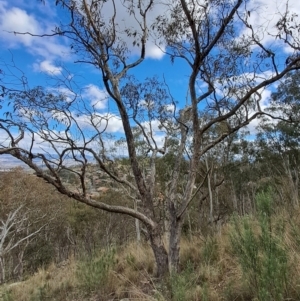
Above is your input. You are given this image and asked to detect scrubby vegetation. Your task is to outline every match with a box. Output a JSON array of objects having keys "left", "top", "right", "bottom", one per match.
[
  {"left": 1, "top": 71, "right": 300, "bottom": 300},
  {"left": 0, "top": 0, "right": 300, "bottom": 298},
  {"left": 1, "top": 178, "right": 300, "bottom": 301}
]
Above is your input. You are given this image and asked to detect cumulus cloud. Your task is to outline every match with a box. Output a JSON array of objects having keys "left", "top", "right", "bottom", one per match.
[
  {"left": 0, "top": 126, "right": 51, "bottom": 154},
  {"left": 0, "top": 6, "right": 40, "bottom": 46},
  {"left": 141, "top": 120, "right": 164, "bottom": 133},
  {"left": 0, "top": 0, "right": 166, "bottom": 62},
  {"left": 0, "top": 1, "right": 70, "bottom": 61},
  {"left": 104, "top": 114, "right": 124, "bottom": 133},
  {"left": 138, "top": 119, "right": 167, "bottom": 149},
  {"left": 74, "top": 113, "right": 124, "bottom": 133},
  {"left": 46, "top": 86, "right": 76, "bottom": 103},
  {"left": 83, "top": 84, "right": 108, "bottom": 110},
  {"left": 145, "top": 41, "right": 165, "bottom": 60},
  {"left": 71, "top": 0, "right": 166, "bottom": 60},
  {"left": 33, "top": 60, "right": 62, "bottom": 75},
  {"left": 238, "top": 0, "right": 300, "bottom": 50},
  {"left": 163, "top": 104, "right": 176, "bottom": 114},
  {"left": 246, "top": 88, "right": 273, "bottom": 135},
  {"left": 2, "top": 0, "right": 299, "bottom": 65}
]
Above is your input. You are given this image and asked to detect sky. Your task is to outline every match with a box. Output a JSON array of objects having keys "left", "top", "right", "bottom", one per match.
[
  {"left": 0, "top": 0, "right": 190, "bottom": 118},
  {"left": 0, "top": 0, "right": 300, "bottom": 168}
]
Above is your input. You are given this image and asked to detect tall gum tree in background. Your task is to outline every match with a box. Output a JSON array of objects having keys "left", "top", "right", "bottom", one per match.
[{"left": 0, "top": 0, "right": 300, "bottom": 277}]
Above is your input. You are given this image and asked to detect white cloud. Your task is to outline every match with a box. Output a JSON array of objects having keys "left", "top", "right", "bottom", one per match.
[
  {"left": 83, "top": 85, "right": 108, "bottom": 110},
  {"left": 0, "top": 2, "right": 70, "bottom": 61},
  {"left": 0, "top": 6, "right": 40, "bottom": 47},
  {"left": 71, "top": 0, "right": 166, "bottom": 60},
  {"left": 34, "top": 60, "right": 62, "bottom": 75},
  {"left": 141, "top": 120, "right": 163, "bottom": 133},
  {"left": 104, "top": 114, "right": 124, "bottom": 133},
  {"left": 139, "top": 119, "right": 167, "bottom": 149},
  {"left": 74, "top": 112, "right": 124, "bottom": 133},
  {"left": 33, "top": 39, "right": 70, "bottom": 60},
  {"left": 46, "top": 86, "right": 76, "bottom": 103},
  {"left": 0, "top": 155, "right": 29, "bottom": 169},
  {"left": 246, "top": 88, "right": 273, "bottom": 135},
  {"left": 0, "top": 0, "right": 165, "bottom": 61},
  {"left": 238, "top": 0, "right": 300, "bottom": 51},
  {"left": 145, "top": 41, "right": 165, "bottom": 60},
  {"left": 139, "top": 99, "right": 155, "bottom": 110},
  {"left": 0, "top": 127, "right": 52, "bottom": 154},
  {"left": 164, "top": 104, "right": 176, "bottom": 114}
]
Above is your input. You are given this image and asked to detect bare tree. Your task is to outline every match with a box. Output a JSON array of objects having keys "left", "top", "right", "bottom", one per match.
[
  {"left": 0, "top": 206, "right": 45, "bottom": 283},
  {"left": 0, "top": 0, "right": 300, "bottom": 276}
]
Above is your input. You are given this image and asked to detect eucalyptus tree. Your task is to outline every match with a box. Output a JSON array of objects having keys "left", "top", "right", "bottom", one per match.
[
  {"left": 1, "top": 0, "right": 300, "bottom": 277},
  {"left": 255, "top": 71, "right": 300, "bottom": 206},
  {"left": 0, "top": 205, "right": 47, "bottom": 283}
]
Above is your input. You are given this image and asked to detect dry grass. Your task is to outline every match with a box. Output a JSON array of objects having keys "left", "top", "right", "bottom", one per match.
[
  {"left": 0, "top": 258, "right": 78, "bottom": 301},
  {"left": 3, "top": 207, "right": 300, "bottom": 301},
  {"left": 112, "top": 242, "right": 157, "bottom": 300}
]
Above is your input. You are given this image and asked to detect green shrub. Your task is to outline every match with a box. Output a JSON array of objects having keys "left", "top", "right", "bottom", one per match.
[
  {"left": 24, "top": 239, "right": 55, "bottom": 274},
  {"left": 76, "top": 248, "right": 115, "bottom": 294},
  {"left": 1, "top": 289, "right": 13, "bottom": 301},
  {"left": 229, "top": 189, "right": 288, "bottom": 301},
  {"left": 29, "top": 283, "right": 49, "bottom": 301},
  {"left": 169, "top": 261, "right": 196, "bottom": 301},
  {"left": 201, "top": 236, "right": 218, "bottom": 265}
]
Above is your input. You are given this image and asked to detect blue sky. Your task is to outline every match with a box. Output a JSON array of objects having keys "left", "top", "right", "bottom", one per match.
[
  {"left": 0, "top": 0, "right": 300, "bottom": 167},
  {"left": 0, "top": 0, "right": 189, "bottom": 161},
  {"left": 0, "top": 0, "right": 190, "bottom": 111}
]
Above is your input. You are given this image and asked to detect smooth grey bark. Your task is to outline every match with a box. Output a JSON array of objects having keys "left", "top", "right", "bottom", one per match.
[
  {"left": 0, "top": 206, "right": 45, "bottom": 283},
  {"left": 205, "top": 157, "right": 214, "bottom": 224},
  {"left": 168, "top": 202, "right": 183, "bottom": 273},
  {"left": 134, "top": 200, "right": 141, "bottom": 243}
]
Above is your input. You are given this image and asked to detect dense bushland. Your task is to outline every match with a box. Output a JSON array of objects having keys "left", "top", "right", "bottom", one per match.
[{"left": 1, "top": 177, "right": 300, "bottom": 300}]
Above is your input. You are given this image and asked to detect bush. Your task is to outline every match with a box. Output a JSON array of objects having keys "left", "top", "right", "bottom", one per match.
[
  {"left": 76, "top": 248, "right": 116, "bottom": 295},
  {"left": 167, "top": 261, "right": 196, "bottom": 301},
  {"left": 201, "top": 236, "right": 219, "bottom": 265},
  {"left": 229, "top": 189, "right": 288, "bottom": 301}
]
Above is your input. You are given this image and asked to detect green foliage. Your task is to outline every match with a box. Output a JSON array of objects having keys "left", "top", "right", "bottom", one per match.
[
  {"left": 201, "top": 237, "right": 219, "bottom": 265},
  {"left": 0, "top": 289, "right": 13, "bottom": 301},
  {"left": 29, "top": 283, "right": 49, "bottom": 301},
  {"left": 229, "top": 189, "right": 288, "bottom": 301},
  {"left": 289, "top": 219, "right": 300, "bottom": 251},
  {"left": 24, "top": 239, "right": 55, "bottom": 274},
  {"left": 200, "top": 283, "right": 209, "bottom": 301},
  {"left": 76, "top": 248, "right": 115, "bottom": 294},
  {"left": 125, "top": 253, "right": 137, "bottom": 269},
  {"left": 168, "top": 261, "right": 196, "bottom": 301}
]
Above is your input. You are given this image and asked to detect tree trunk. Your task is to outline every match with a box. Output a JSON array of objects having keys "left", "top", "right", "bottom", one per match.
[
  {"left": 134, "top": 200, "right": 141, "bottom": 243},
  {"left": 168, "top": 219, "right": 182, "bottom": 274},
  {"left": 168, "top": 201, "right": 183, "bottom": 273},
  {"left": 0, "top": 257, "right": 5, "bottom": 284},
  {"left": 206, "top": 157, "right": 213, "bottom": 224},
  {"left": 294, "top": 169, "right": 299, "bottom": 207},
  {"left": 14, "top": 250, "right": 25, "bottom": 281},
  {"left": 231, "top": 179, "right": 238, "bottom": 212},
  {"left": 149, "top": 227, "right": 169, "bottom": 278}
]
